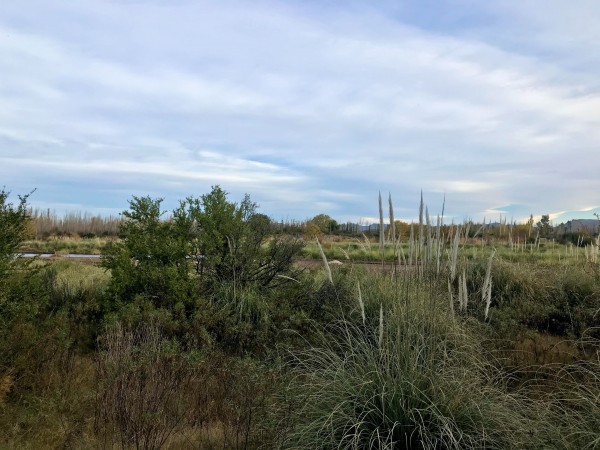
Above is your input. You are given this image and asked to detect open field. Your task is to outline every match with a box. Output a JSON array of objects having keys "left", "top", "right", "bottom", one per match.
[
  {"left": 19, "top": 233, "right": 593, "bottom": 264},
  {"left": 2, "top": 189, "right": 600, "bottom": 449},
  {"left": 20, "top": 237, "right": 113, "bottom": 255}
]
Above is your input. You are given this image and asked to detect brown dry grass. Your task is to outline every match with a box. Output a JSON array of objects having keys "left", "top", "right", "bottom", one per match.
[{"left": 0, "top": 373, "right": 14, "bottom": 404}]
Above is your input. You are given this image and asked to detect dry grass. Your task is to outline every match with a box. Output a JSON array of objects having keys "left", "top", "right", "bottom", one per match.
[
  {"left": 95, "top": 323, "right": 199, "bottom": 449},
  {"left": 0, "top": 373, "right": 13, "bottom": 405}
]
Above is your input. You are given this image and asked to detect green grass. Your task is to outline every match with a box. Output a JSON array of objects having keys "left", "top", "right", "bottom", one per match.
[
  {"left": 303, "top": 238, "right": 585, "bottom": 266},
  {"left": 51, "top": 259, "right": 110, "bottom": 291},
  {"left": 20, "top": 237, "right": 113, "bottom": 255}
]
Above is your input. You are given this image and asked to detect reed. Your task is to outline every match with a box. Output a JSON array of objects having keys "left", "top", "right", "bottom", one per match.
[
  {"left": 357, "top": 281, "right": 365, "bottom": 325},
  {"left": 482, "top": 249, "right": 496, "bottom": 320},
  {"left": 378, "top": 192, "right": 384, "bottom": 258},
  {"left": 317, "top": 238, "right": 333, "bottom": 285}
]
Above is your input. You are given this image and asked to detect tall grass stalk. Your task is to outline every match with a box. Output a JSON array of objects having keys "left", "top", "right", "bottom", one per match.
[
  {"left": 450, "top": 225, "right": 460, "bottom": 282},
  {"left": 378, "top": 192, "right": 384, "bottom": 261},
  {"left": 378, "top": 304, "right": 384, "bottom": 349},
  {"left": 388, "top": 193, "right": 397, "bottom": 274},
  {"left": 317, "top": 239, "right": 333, "bottom": 285},
  {"left": 357, "top": 281, "right": 365, "bottom": 326},
  {"left": 459, "top": 269, "right": 468, "bottom": 312},
  {"left": 361, "top": 233, "right": 372, "bottom": 253},
  {"left": 436, "top": 194, "right": 446, "bottom": 277},
  {"left": 388, "top": 193, "right": 396, "bottom": 248},
  {"left": 483, "top": 249, "right": 496, "bottom": 321},
  {"left": 408, "top": 225, "right": 414, "bottom": 273},
  {"left": 418, "top": 192, "right": 424, "bottom": 273},
  {"left": 447, "top": 278, "right": 454, "bottom": 316}
]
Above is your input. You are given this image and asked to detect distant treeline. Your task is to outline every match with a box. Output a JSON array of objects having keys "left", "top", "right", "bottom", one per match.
[
  {"left": 27, "top": 207, "right": 600, "bottom": 247},
  {"left": 30, "top": 209, "right": 122, "bottom": 238}
]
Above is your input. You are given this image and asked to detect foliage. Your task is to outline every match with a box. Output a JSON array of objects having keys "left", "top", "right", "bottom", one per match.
[
  {"left": 0, "top": 189, "right": 32, "bottom": 284},
  {"left": 303, "top": 222, "right": 322, "bottom": 240},
  {"left": 101, "top": 187, "right": 305, "bottom": 350},
  {"left": 20, "top": 237, "right": 109, "bottom": 255},
  {"left": 0, "top": 259, "right": 108, "bottom": 396},
  {"left": 4, "top": 188, "right": 600, "bottom": 449},
  {"left": 101, "top": 196, "right": 199, "bottom": 318},
  {"left": 0, "top": 189, "right": 58, "bottom": 396},
  {"left": 103, "top": 188, "right": 304, "bottom": 309},
  {"left": 537, "top": 214, "right": 552, "bottom": 238},
  {"left": 485, "top": 261, "right": 600, "bottom": 339},
  {"left": 187, "top": 186, "right": 304, "bottom": 294},
  {"left": 47, "top": 260, "right": 110, "bottom": 348},
  {"left": 310, "top": 213, "right": 339, "bottom": 234}
]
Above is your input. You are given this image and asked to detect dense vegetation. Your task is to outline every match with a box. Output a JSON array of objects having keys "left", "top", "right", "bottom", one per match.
[{"left": 1, "top": 187, "right": 599, "bottom": 449}]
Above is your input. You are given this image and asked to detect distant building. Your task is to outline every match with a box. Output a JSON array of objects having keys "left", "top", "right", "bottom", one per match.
[
  {"left": 556, "top": 219, "right": 600, "bottom": 234},
  {"left": 360, "top": 223, "right": 389, "bottom": 233}
]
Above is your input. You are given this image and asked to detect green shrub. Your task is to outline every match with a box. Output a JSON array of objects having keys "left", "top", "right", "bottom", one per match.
[
  {"left": 102, "top": 196, "right": 197, "bottom": 315},
  {"left": 0, "top": 189, "right": 32, "bottom": 284},
  {"left": 186, "top": 186, "right": 304, "bottom": 295},
  {"left": 487, "top": 261, "right": 600, "bottom": 339},
  {"left": 101, "top": 188, "right": 306, "bottom": 350}
]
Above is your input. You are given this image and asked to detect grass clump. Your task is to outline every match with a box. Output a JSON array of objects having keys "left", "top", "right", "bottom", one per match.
[
  {"left": 281, "top": 274, "right": 559, "bottom": 449},
  {"left": 544, "top": 357, "right": 600, "bottom": 449}
]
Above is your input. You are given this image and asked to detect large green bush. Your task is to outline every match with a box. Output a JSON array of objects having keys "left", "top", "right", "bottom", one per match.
[
  {"left": 185, "top": 186, "right": 304, "bottom": 294},
  {"left": 102, "top": 196, "right": 197, "bottom": 314},
  {"left": 101, "top": 187, "right": 305, "bottom": 350},
  {"left": 0, "top": 189, "right": 32, "bottom": 287}
]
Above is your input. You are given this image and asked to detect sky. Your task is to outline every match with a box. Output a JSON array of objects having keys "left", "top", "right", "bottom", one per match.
[{"left": 1, "top": 0, "right": 600, "bottom": 224}]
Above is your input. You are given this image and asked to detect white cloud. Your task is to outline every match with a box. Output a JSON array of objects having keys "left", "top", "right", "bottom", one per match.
[{"left": 0, "top": 0, "right": 599, "bottom": 221}]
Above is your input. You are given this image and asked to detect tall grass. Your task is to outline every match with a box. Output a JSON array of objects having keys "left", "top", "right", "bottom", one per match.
[
  {"left": 281, "top": 273, "right": 561, "bottom": 449},
  {"left": 287, "top": 192, "right": 600, "bottom": 449}
]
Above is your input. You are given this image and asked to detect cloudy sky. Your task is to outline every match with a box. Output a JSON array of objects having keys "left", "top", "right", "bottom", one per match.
[{"left": 1, "top": 1, "right": 599, "bottom": 223}]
